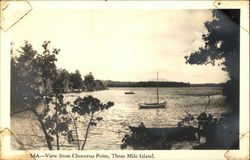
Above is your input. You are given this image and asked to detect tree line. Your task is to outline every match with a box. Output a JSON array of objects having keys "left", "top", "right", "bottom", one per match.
[
  {"left": 11, "top": 41, "right": 114, "bottom": 150},
  {"left": 50, "top": 69, "right": 107, "bottom": 93},
  {"left": 106, "top": 81, "right": 190, "bottom": 87}
]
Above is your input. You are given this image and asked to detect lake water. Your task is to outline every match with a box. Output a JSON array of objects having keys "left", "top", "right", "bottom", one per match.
[{"left": 11, "top": 87, "right": 229, "bottom": 150}]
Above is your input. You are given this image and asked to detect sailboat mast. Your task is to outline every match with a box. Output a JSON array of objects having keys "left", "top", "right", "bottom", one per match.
[{"left": 157, "top": 72, "right": 159, "bottom": 104}]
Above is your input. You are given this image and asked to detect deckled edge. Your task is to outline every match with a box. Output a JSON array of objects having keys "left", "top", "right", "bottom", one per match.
[
  {"left": 212, "top": 1, "right": 249, "bottom": 160},
  {"left": 213, "top": 0, "right": 249, "bottom": 33},
  {"left": 0, "top": 0, "right": 33, "bottom": 32},
  {"left": 224, "top": 132, "right": 250, "bottom": 160},
  {"left": 0, "top": 128, "right": 35, "bottom": 160}
]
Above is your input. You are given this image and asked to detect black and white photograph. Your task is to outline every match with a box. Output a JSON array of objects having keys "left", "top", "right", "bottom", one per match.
[{"left": 0, "top": 1, "right": 249, "bottom": 159}]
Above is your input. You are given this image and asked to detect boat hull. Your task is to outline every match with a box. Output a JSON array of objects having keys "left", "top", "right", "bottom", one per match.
[
  {"left": 139, "top": 101, "right": 167, "bottom": 109},
  {"left": 129, "top": 126, "right": 198, "bottom": 141},
  {"left": 125, "top": 92, "right": 135, "bottom": 94}
]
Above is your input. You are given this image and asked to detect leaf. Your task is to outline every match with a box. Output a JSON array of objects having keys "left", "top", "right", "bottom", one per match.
[
  {"left": 44, "top": 121, "right": 54, "bottom": 129},
  {"left": 190, "top": 116, "right": 194, "bottom": 121},
  {"left": 72, "top": 106, "right": 79, "bottom": 113},
  {"left": 90, "top": 122, "right": 97, "bottom": 126},
  {"left": 57, "top": 122, "right": 68, "bottom": 132},
  {"left": 96, "top": 117, "right": 103, "bottom": 121}
]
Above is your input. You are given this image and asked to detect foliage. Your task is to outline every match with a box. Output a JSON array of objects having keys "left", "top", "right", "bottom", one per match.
[
  {"left": 11, "top": 41, "right": 62, "bottom": 150},
  {"left": 83, "top": 72, "right": 95, "bottom": 91},
  {"left": 72, "top": 95, "right": 114, "bottom": 115},
  {"left": 177, "top": 111, "right": 223, "bottom": 130},
  {"left": 106, "top": 80, "right": 190, "bottom": 87},
  {"left": 121, "top": 123, "right": 171, "bottom": 150},
  {"left": 94, "top": 80, "right": 106, "bottom": 91},
  {"left": 197, "top": 112, "right": 223, "bottom": 130},
  {"left": 177, "top": 111, "right": 195, "bottom": 127},
  {"left": 83, "top": 72, "right": 107, "bottom": 91},
  {"left": 185, "top": 9, "right": 240, "bottom": 112},
  {"left": 184, "top": 9, "right": 240, "bottom": 149},
  {"left": 11, "top": 41, "right": 113, "bottom": 150},
  {"left": 71, "top": 95, "right": 114, "bottom": 150},
  {"left": 185, "top": 10, "right": 239, "bottom": 75},
  {"left": 176, "top": 95, "right": 238, "bottom": 149},
  {"left": 178, "top": 96, "right": 214, "bottom": 128},
  {"left": 51, "top": 70, "right": 106, "bottom": 92},
  {"left": 11, "top": 41, "right": 42, "bottom": 109},
  {"left": 11, "top": 41, "right": 60, "bottom": 108},
  {"left": 69, "top": 70, "right": 83, "bottom": 90},
  {"left": 193, "top": 111, "right": 240, "bottom": 149},
  {"left": 53, "top": 69, "right": 71, "bottom": 93},
  {"left": 44, "top": 95, "right": 72, "bottom": 149},
  {"left": 41, "top": 43, "right": 59, "bottom": 104}
]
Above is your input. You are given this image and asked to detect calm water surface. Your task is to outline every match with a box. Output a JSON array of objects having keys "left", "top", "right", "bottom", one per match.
[{"left": 11, "top": 87, "right": 229, "bottom": 150}]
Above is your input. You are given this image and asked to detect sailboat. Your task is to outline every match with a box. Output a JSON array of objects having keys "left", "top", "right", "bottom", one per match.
[{"left": 139, "top": 72, "right": 167, "bottom": 109}]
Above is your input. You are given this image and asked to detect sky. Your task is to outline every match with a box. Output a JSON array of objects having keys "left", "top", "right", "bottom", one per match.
[{"left": 10, "top": 7, "right": 230, "bottom": 83}]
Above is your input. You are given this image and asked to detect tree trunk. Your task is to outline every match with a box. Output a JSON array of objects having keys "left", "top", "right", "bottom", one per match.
[
  {"left": 55, "top": 96, "right": 60, "bottom": 150},
  {"left": 73, "top": 117, "right": 80, "bottom": 150},
  {"left": 81, "top": 112, "right": 93, "bottom": 150},
  {"left": 69, "top": 113, "right": 80, "bottom": 150},
  {"left": 31, "top": 108, "right": 53, "bottom": 150},
  {"left": 42, "top": 77, "right": 49, "bottom": 112}
]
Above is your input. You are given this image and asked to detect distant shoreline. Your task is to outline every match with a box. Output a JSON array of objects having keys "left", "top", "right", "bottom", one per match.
[
  {"left": 190, "top": 83, "right": 225, "bottom": 87},
  {"left": 107, "top": 86, "right": 223, "bottom": 88},
  {"left": 104, "top": 80, "right": 224, "bottom": 88}
]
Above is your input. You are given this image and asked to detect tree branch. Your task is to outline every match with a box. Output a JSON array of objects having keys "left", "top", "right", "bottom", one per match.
[{"left": 81, "top": 112, "right": 94, "bottom": 150}]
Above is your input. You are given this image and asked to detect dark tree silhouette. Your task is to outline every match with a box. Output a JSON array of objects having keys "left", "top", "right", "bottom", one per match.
[
  {"left": 11, "top": 41, "right": 60, "bottom": 150},
  {"left": 69, "top": 70, "right": 83, "bottom": 90},
  {"left": 83, "top": 72, "right": 95, "bottom": 91},
  {"left": 185, "top": 9, "right": 240, "bottom": 112},
  {"left": 11, "top": 42, "right": 41, "bottom": 112},
  {"left": 185, "top": 9, "right": 240, "bottom": 149},
  {"left": 53, "top": 69, "right": 71, "bottom": 93},
  {"left": 11, "top": 41, "right": 112, "bottom": 150}
]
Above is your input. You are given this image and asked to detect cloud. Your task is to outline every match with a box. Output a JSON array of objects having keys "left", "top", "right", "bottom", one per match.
[{"left": 10, "top": 9, "right": 228, "bottom": 83}]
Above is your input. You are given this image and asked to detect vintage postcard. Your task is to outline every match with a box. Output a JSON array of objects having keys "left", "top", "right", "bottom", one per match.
[{"left": 0, "top": 1, "right": 249, "bottom": 160}]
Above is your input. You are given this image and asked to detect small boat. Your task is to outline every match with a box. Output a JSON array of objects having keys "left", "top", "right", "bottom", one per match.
[
  {"left": 139, "top": 101, "right": 166, "bottom": 109},
  {"left": 125, "top": 91, "right": 135, "bottom": 94},
  {"left": 139, "top": 72, "right": 166, "bottom": 109}
]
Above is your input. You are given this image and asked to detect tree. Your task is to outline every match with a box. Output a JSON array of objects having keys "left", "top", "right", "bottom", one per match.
[
  {"left": 185, "top": 9, "right": 240, "bottom": 112},
  {"left": 184, "top": 9, "right": 240, "bottom": 149},
  {"left": 11, "top": 41, "right": 60, "bottom": 150},
  {"left": 53, "top": 69, "right": 71, "bottom": 93},
  {"left": 51, "top": 69, "right": 69, "bottom": 150},
  {"left": 69, "top": 70, "right": 83, "bottom": 91},
  {"left": 83, "top": 72, "right": 95, "bottom": 91},
  {"left": 95, "top": 80, "right": 106, "bottom": 90},
  {"left": 11, "top": 41, "right": 113, "bottom": 150},
  {"left": 11, "top": 42, "right": 41, "bottom": 112},
  {"left": 71, "top": 96, "right": 114, "bottom": 150},
  {"left": 44, "top": 94, "right": 71, "bottom": 150}
]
